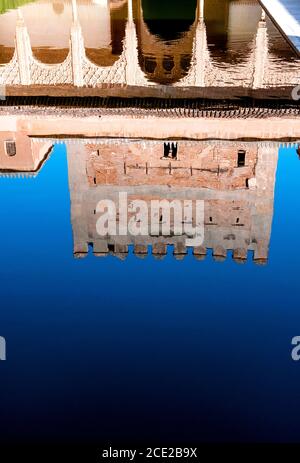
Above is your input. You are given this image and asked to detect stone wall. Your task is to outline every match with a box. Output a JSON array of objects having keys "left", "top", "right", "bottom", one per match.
[
  {"left": 86, "top": 140, "right": 257, "bottom": 189},
  {"left": 0, "top": 130, "right": 52, "bottom": 172},
  {"left": 67, "top": 139, "right": 278, "bottom": 264}
]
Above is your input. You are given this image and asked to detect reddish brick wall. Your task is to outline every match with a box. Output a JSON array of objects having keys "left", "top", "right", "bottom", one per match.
[{"left": 86, "top": 141, "right": 257, "bottom": 189}]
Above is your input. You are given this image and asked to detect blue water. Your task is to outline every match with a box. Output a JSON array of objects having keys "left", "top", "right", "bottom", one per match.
[{"left": 0, "top": 144, "right": 300, "bottom": 444}]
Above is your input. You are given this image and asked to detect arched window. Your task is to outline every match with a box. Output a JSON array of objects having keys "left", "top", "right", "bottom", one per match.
[{"left": 5, "top": 140, "right": 16, "bottom": 157}]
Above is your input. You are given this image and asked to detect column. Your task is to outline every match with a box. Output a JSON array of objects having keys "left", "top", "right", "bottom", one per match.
[
  {"left": 71, "top": 0, "right": 85, "bottom": 87},
  {"left": 194, "top": 0, "right": 209, "bottom": 86},
  {"left": 197, "top": 0, "right": 204, "bottom": 21},
  {"left": 252, "top": 9, "right": 268, "bottom": 89},
  {"left": 128, "top": 0, "right": 133, "bottom": 23},
  {"left": 15, "top": 9, "right": 32, "bottom": 85},
  {"left": 125, "top": 0, "right": 141, "bottom": 85}
]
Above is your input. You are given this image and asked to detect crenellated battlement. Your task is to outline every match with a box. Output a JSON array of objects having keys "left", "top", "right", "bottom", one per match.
[
  {"left": 67, "top": 138, "right": 278, "bottom": 267},
  {"left": 73, "top": 240, "right": 268, "bottom": 265},
  {"left": 0, "top": 172, "right": 37, "bottom": 178}
]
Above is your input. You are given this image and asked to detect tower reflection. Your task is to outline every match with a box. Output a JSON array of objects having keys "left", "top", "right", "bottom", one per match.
[{"left": 67, "top": 138, "right": 278, "bottom": 264}]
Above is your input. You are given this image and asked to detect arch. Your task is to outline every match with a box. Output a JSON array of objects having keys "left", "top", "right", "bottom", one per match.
[
  {"left": 80, "top": 0, "right": 120, "bottom": 67},
  {"left": 205, "top": 0, "right": 256, "bottom": 66},
  {"left": 136, "top": 0, "right": 196, "bottom": 84},
  {"left": 31, "top": 48, "right": 69, "bottom": 65},
  {"left": 25, "top": 1, "right": 71, "bottom": 64},
  {"left": 141, "top": 0, "right": 197, "bottom": 41}
]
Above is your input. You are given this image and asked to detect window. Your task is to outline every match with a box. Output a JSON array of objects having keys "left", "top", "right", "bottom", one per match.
[
  {"left": 171, "top": 142, "right": 178, "bottom": 160},
  {"left": 163, "top": 142, "right": 170, "bottom": 158},
  {"left": 145, "top": 58, "right": 157, "bottom": 74},
  {"left": 163, "top": 142, "right": 178, "bottom": 159},
  {"left": 237, "top": 149, "right": 246, "bottom": 167},
  {"left": 5, "top": 140, "right": 16, "bottom": 157}
]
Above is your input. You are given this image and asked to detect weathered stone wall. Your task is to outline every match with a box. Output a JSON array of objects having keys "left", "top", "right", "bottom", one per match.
[
  {"left": 86, "top": 140, "right": 257, "bottom": 189},
  {"left": 67, "top": 139, "right": 278, "bottom": 264}
]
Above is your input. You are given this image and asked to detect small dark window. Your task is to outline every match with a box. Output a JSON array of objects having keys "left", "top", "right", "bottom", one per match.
[
  {"left": 163, "top": 142, "right": 170, "bottom": 158},
  {"left": 236, "top": 218, "right": 240, "bottom": 224},
  {"left": 5, "top": 140, "right": 16, "bottom": 157},
  {"left": 209, "top": 217, "right": 213, "bottom": 222},
  {"left": 108, "top": 244, "right": 115, "bottom": 252},
  {"left": 237, "top": 150, "right": 246, "bottom": 167},
  {"left": 163, "top": 142, "right": 178, "bottom": 159},
  {"left": 163, "top": 57, "right": 174, "bottom": 73},
  {"left": 171, "top": 142, "right": 178, "bottom": 159},
  {"left": 145, "top": 57, "right": 157, "bottom": 74}
]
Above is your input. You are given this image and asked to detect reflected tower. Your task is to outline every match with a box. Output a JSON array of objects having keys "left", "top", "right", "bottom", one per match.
[{"left": 67, "top": 138, "right": 278, "bottom": 265}]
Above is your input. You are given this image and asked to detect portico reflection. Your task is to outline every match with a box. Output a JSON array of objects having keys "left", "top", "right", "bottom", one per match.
[{"left": 0, "top": 0, "right": 299, "bottom": 88}]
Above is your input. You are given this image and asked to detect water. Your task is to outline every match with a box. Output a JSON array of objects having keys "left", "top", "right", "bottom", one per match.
[
  {"left": 0, "top": 0, "right": 300, "bottom": 452},
  {"left": 0, "top": 142, "right": 300, "bottom": 444},
  {"left": 0, "top": 0, "right": 299, "bottom": 84}
]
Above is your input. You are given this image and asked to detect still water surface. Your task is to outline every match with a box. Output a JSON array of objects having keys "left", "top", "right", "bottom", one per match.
[
  {"left": 0, "top": 0, "right": 300, "bottom": 447},
  {"left": 0, "top": 0, "right": 299, "bottom": 84},
  {"left": 0, "top": 143, "right": 300, "bottom": 443}
]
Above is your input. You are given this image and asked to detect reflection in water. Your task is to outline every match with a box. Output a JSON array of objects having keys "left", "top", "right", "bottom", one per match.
[
  {"left": 0, "top": 0, "right": 299, "bottom": 86},
  {"left": 67, "top": 139, "right": 278, "bottom": 265},
  {"left": 0, "top": 127, "right": 281, "bottom": 266},
  {"left": 1, "top": 0, "right": 300, "bottom": 449},
  {"left": 0, "top": 130, "right": 52, "bottom": 174},
  {"left": 1, "top": 134, "right": 300, "bottom": 445}
]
